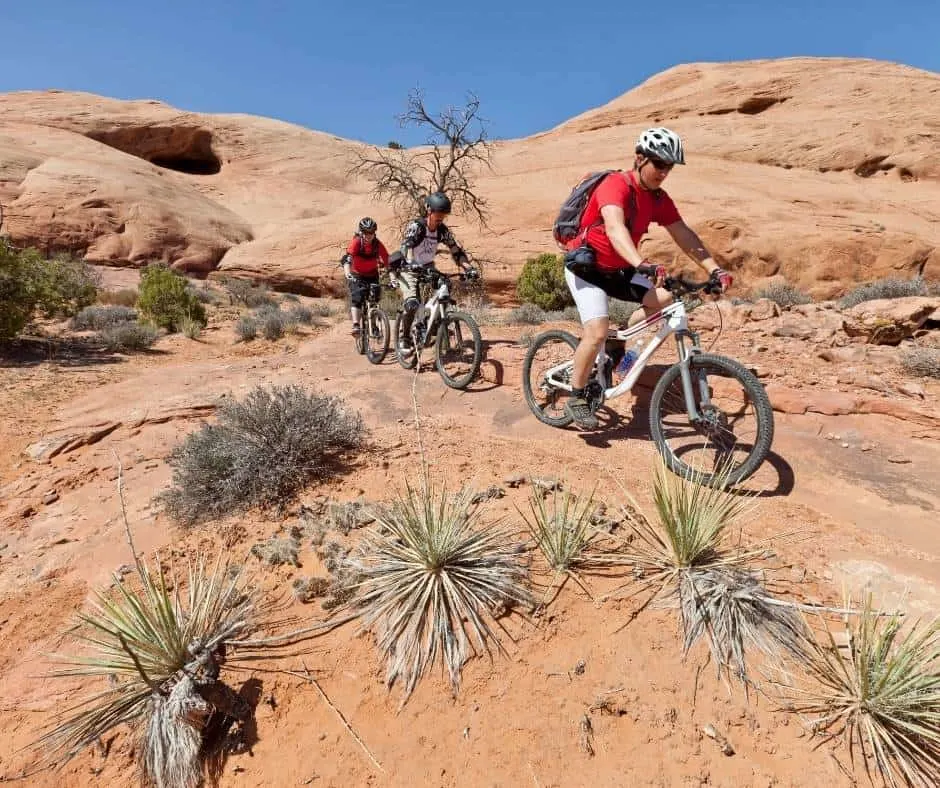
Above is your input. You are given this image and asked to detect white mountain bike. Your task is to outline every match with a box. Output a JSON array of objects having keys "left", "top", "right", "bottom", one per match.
[
  {"left": 391, "top": 265, "right": 483, "bottom": 390},
  {"left": 522, "top": 272, "right": 774, "bottom": 486}
]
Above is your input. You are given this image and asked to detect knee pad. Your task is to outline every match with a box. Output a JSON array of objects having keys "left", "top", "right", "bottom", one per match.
[{"left": 403, "top": 297, "right": 420, "bottom": 313}]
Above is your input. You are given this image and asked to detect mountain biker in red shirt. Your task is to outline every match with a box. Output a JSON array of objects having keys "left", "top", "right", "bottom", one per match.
[
  {"left": 563, "top": 127, "right": 733, "bottom": 429},
  {"left": 342, "top": 217, "right": 389, "bottom": 335}
]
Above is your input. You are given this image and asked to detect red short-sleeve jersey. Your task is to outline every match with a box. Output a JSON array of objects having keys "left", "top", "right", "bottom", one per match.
[{"left": 347, "top": 236, "right": 389, "bottom": 277}]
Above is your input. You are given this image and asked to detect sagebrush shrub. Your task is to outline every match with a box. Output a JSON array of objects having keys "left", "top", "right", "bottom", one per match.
[
  {"left": 234, "top": 316, "right": 257, "bottom": 342},
  {"left": 163, "top": 385, "right": 364, "bottom": 525},
  {"left": 71, "top": 305, "right": 137, "bottom": 331},
  {"left": 254, "top": 306, "right": 285, "bottom": 340},
  {"left": 516, "top": 253, "right": 573, "bottom": 311},
  {"left": 839, "top": 277, "right": 928, "bottom": 308},
  {"left": 223, "top": 277, "right": 277, "bottom": 308},
  {"left": 901, "top": 347, "right": 940, "bottom": 379},
  {"left": 34, "top": 254, "right": 99, "bottom": 317},
  {"left": 751, "top": 282, "right": 812, "bottom": 308},
  {"left": 137, "top": 264, "right": 206, "bottom": 332},
  {"left": 507, "top": 302, "right": 547, "bottom": 325},
  {"left": 97, "top": 322, "right": 159, "bottom": 351}
]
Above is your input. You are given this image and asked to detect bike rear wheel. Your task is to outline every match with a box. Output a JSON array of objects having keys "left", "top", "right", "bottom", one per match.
[
  {"left": 521, "top": 330, "right": 579, "bottom": 427},
  {"left": 393, "top": 312, "right": 418, "bottom": 369},
  {"left": 649, "top": 352, "right": 774, "bottom": 486},
  {"left": 435, "top": 311, "right": 482, "bottom": 389},
  {"left": 365, "top": 306, "right": 390, "bottom": 365}
]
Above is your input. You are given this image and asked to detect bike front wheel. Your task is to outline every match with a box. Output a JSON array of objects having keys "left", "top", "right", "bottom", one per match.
[
  {"left": 393, "top": 312, "right": 418, "bottom": 369},
  {"left": 649, "top": 352, "right": 774, "bottom": 486},
  {"left": 435, "top": 311, "right": 482, "bottom": 389},
  {"left": 365, "top": 307, "right": 390, "bottom": 365}
]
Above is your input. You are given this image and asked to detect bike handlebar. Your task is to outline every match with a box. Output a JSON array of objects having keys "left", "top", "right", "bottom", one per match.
[{"left": 634, "top": 263, "right": 724, "bottom": 297}]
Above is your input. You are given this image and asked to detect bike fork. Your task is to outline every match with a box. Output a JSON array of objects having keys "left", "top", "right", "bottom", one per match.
[{"left": 675, "top": 333, "right": 705, "bottom": 422}]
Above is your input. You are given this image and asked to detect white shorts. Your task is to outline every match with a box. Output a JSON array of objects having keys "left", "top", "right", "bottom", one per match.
[{"left": 564, "top": 268, "right": 653, "bottom": 323}]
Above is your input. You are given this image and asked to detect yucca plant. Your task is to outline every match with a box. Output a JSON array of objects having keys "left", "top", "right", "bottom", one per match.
[
  {"left": 616, "top": 458, "right": 804, "bottom": 684},
  {"left": 350, "top": 478, "right": 531, "bottom": 704},
  {"left": 787, "top": 599, "right": 940, "bottom": 788},
  {"left": 35, "top": 552, "right": 271, "bottom": 788},
  {"left": 519, "top": 484, "right": 624, "bottom": 603}
]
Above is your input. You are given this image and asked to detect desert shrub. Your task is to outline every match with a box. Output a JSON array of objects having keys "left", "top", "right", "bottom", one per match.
[
  {"left": 288, "top": 304, "right": 315, "bottom": 325},
  {"left": 234, "top": 315, "right": 257, "bottom": 342},
  {"left": 137, "top": 264, "right": 206, "bottom": 332},
  {"left": 752, "top": 282, "right": 812, "bottom": 308},
  {"left": 516, "top": 253, "right": 573, "bottom": 311},
  {"left": 901, "top": 347, "right": 940, "bottom": 379},
  {"left": 379, "top": 287, "right": 401, "bottom": 315},
  {"left": 840, "top": 277, "right": 928, "bottom": 309},
  {"left": 254, "top": 305, "right": 285, "bottom": 340},
  {"left": 0, "top": 242, "right": 99, "bottom": 339},
  {"left": 310, "top": 298, "right": 343, "bottom": 317},
  {"left": 163, "top": 385, "right": 364, "bottom": 525},
  {"left": 507, "top": 302, "right": 547, "bottom": 325},
  {"left": 223, "top": 277, "right": 277, "bottom": 309},
  {"left": 251, "top": 534, "right": 301, "bottom": 567},
  {"left": 97, "top": 322, "right": 159, "bottom": 351},
  {"left": 70, "top": 305, "right": 137, "bottom": 331},
  {"left": 98, "top": 288, "right": 139, "bottom": 307}
]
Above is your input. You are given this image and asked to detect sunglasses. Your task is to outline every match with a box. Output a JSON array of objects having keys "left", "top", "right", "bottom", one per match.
[{"left": 647, "top": 158, "right": 674, "bottom": 172}]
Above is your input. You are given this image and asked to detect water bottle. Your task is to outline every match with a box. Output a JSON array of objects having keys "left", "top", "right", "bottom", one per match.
[{"left": 614, "top": 338, "right": 644, "bottom": 380}]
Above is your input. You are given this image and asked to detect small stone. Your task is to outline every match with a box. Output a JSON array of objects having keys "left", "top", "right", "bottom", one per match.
[
  {"left": 840, "top": 442, "right": 850, "bottom": 449},
  {"left": 504, "top": 474, "right": 526, "bottom": 488},
  {"left": 42, "top": 491, "right": 59, "bottom": 505},
  {"left": 887, "top": 455, "right": 912, "bottom": 464},
  {"left": 860, "top": 442, "right": 876, "bottom": 452}
]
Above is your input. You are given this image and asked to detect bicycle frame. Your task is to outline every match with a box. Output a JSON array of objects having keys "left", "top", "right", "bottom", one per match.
[{"left": 542, "top": 297, "right": 707, "bottom": 421}]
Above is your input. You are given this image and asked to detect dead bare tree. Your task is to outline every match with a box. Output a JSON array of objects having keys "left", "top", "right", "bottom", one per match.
[{"left": 349, "top": 90, "right": 493, "bottom": 228}]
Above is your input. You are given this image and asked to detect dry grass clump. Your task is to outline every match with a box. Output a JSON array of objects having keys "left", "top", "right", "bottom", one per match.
[
  {"left": 520, "top": 485, "right": 625, "bottom": 601},
  {"left": 785, "top": 599, "right": 940, "bottom": 788},
  {"left": 162, "top": 385, "right": 364, "bottom": 525},
  {"left": 751, "top": 282, "right": 812, "bottom": 308},
  {"left": 617, "top": 459, "right": 804, "bottom": 684},
  {"left": 70, "top": 304, "right": 137, "bottom": 330},
  {"left": 349, "top": 479, "right": 531, "bottom": 702},
  {"left": 97, "top": 321, "right": 159, "bottom": 352}
]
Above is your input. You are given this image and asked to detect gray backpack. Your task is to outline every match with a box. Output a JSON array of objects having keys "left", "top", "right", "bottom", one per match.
[{"left": 552, "top": 169, "right": 620, "bottom": 247}]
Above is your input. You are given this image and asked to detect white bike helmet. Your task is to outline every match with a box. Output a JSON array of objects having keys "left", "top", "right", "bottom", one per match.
[{"left": 635, "top": 127, "right": 685, "bottom": 165}]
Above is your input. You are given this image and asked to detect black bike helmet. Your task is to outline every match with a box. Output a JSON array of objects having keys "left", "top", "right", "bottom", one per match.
[
  {"left": 425, "top": 192, "right": 452, "bottom": 214},
  {"left": 358, "top": 217, "right": 378, "bottom": 233}
]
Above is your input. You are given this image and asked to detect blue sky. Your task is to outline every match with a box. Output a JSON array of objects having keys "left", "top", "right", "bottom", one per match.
[{"left": 1, "top": 0, "right": 937, "bottom": 146}]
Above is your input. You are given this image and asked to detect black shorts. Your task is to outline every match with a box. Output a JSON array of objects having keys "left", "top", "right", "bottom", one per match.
[
  {"left": 571, "top": 265, "right": 652, "bottom": 303},
  {"left": 349, "top": 275, "right": 380, "bottom": 307}
]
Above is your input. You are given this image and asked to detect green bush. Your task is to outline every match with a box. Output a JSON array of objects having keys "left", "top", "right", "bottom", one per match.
[
  {"left": 34, "top": 254, "right": 99, "bottom": 317},
  {"left": 0, "top": 241, "right": 42, "bottom": 340},
  {"left": 0, "top": 241, "right": 98, "bottom": 340},
  {"left": 136, "top": 264, "right": 206, "bottom": 332},
  {"left": 516, "top": 253, "right": 573, "bottom": 312}
]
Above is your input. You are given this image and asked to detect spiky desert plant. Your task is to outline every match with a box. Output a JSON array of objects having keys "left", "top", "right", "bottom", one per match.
[
  {"left": 520, "top": 484, "right": 625, "bottom": 602},
  {"left": 36, "top": 552, "right": 267, "bottom": 788},
  {"left": 787, "top": 599, "right": 940, "bottom": 788},
  {"left": 616, "top": 458, "right": 804, "bottom": 684},
  {"left": 351, "top": 478, "right": 531, "bottom": 703}
]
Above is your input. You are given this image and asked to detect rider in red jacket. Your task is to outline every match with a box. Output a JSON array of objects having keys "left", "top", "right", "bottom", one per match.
[{"left": 341, "top": 217, "right": 389, "bottom": 334}]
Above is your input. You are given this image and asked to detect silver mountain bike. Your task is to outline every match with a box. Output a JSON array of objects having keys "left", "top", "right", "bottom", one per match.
[
  {"left": 392, "top": 265, "right": 483, "bottom": 390},
  {"left": 522, "top": 272, "right": 774, "bottom": 486}
]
